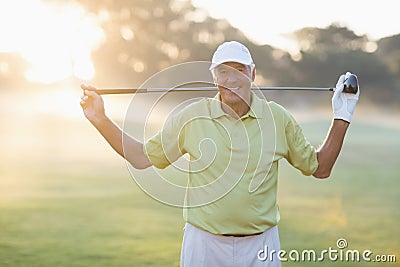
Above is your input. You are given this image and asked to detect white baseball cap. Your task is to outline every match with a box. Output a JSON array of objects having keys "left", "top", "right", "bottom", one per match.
[{"left": 209, "top": 41, "right": 254, "bottom": 70}]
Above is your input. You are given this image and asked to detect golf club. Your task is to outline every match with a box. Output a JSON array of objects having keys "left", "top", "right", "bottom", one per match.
[{"left": 92, "top": 74, "right": 359, "bottom": 95}]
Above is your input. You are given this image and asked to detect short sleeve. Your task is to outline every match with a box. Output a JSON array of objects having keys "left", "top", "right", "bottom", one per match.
[
  {"left": 144, "top": 114, "right": 186, "bottom": 169},
  {"left": 284, "top": 113, "right": 318, "bottom": 176}
]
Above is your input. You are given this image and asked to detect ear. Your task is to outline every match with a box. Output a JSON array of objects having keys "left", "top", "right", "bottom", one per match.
[
  {"left": 251, "top": 67, "right": 256, "bottom": 82},
  {"left": 211, "top": 70, "right": 218, "bottom": 86}
]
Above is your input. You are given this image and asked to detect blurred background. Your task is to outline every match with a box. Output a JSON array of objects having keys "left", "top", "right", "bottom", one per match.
[{"left": 0, "top": 0, "right": 399, "bottom": 266}]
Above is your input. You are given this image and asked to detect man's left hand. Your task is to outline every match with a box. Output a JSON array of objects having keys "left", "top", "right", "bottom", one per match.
[{"left": 332, "top": 72, "right": 360, "bottom": 123}]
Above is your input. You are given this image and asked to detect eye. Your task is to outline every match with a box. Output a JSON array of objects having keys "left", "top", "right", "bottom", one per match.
[{"left": 218, "top": 69, "right": 227, "bottom": 75}]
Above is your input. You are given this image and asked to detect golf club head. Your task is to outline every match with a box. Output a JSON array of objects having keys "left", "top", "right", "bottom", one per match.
[{"left": 343, "top": 74, "right": 359, "bottom": 94}]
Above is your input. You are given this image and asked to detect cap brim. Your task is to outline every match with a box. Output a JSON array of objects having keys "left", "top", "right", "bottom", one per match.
[{"left": 209, "top": 58, "right": 253, "bottom": 70}]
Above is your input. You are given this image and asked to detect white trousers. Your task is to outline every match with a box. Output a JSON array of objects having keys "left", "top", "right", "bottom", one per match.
[{"left": 180, "top": 223, "right": 282, "bottom": 267}]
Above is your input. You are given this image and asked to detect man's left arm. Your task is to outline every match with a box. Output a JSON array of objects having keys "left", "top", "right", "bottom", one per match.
[{"left": 313, "top": 72, "right": 360, "bottom": 179}]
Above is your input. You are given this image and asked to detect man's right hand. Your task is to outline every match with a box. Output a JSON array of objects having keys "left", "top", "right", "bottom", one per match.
[
  {"left": 80, "top": 84, "right": 106, "bottom": 124},
  {"left": 79, "top": 84, "right": 152, "bottom": 169}
]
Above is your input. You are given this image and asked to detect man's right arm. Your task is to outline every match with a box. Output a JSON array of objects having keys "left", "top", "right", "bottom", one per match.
[{"left": 80, "top": 85, "right": 152, "bottom": 169}]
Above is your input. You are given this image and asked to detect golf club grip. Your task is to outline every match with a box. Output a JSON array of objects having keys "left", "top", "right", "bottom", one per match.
[{"left": 95, "top": 88, "right": 148, "bottom": 94}]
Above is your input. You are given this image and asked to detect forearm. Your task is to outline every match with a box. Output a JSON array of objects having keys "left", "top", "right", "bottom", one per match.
[
  {"left": 313, "top": 119, "right": 349, "bottom": 178},
  {"left": 90, "top": 115, "right": 152, "bottom": 169}
]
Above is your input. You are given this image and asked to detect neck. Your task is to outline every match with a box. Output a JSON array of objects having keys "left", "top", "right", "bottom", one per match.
[{"left": 221, "top": 93, "right": 252, "bottom": 119}]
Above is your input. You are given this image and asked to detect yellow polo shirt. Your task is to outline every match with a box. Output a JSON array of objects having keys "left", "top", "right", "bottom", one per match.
[{"left": 144, "top": 92, "right": 318, "bottom": 235}]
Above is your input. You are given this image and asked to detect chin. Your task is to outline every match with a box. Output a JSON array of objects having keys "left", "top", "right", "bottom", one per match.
[{"left": 220, "top": 89, "right": 244, "bottom": 103}]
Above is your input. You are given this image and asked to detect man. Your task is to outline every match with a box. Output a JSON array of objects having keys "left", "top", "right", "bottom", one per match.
[{"left": 80, "top": 41, "right": 359, "bottom": 266}]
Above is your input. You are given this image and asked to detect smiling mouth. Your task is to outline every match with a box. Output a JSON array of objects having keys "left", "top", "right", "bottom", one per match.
[{"left": 220, "top": 86, "right": 240, "bottom": 91}]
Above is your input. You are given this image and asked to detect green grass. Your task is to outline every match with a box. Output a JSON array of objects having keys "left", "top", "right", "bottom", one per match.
[
  {"left": 277, "top": 120, "right": 400, "bottom": 266},
  {"left": 0, "top": 115, "right": 399, "bottom": 266},
  {"left": 0, "top": 164, "right": 183, "bottom": 267}
]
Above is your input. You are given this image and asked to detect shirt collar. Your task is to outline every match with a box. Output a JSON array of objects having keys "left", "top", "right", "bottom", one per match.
[{"left": 210, "top": 92, "right": 264, "bottom": 119}]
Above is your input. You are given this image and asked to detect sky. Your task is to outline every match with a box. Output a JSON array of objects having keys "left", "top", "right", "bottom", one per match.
[
  {"left": 192, "top": 0, "right": 400, "bottom": 52},
  {"left": 0, "top": 0, "right": 104, "bottom": 83},
  {"left": 0, "top": 0, "right": 398, "bottom": 84}
]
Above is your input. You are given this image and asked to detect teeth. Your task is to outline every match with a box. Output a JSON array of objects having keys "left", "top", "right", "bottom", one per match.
[{"left": 219, "top": 85, "right": 240, "bottom": 91}]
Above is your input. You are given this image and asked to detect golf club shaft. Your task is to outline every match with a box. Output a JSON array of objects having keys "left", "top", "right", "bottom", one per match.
[{"left": 95, "top": 87, "right": 334, "bottom": 95}]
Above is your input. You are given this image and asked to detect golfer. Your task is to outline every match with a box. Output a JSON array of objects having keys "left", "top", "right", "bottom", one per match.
[{"left": 80, "top": 41, "right": 359, "bottom": 266}]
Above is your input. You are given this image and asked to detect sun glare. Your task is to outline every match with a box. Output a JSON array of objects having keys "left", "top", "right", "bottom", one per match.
[{"left": 0, "top": 0, "right": 104, "bottom": 84}]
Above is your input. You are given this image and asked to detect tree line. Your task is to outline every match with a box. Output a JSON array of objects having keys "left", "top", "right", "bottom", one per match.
[{"left": 1, "top": 0, "right": 399, "bottom": 106}]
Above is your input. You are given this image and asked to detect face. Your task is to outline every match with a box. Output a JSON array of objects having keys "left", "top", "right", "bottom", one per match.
[{"left": 213, "top": 62, "right": 255, "bottom": 106}]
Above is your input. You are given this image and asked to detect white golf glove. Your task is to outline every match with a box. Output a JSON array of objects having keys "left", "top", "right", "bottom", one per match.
[{"left": 332, "top": 72, "right": 360, "bottom": 123}]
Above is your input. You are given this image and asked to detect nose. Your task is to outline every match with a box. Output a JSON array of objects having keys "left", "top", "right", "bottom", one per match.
[
  {"left": 227, "top": 71, "right": 238, "bottom": 82},
  {"left": 222, "top": 70, "right": 239, "bottom": 87}
]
